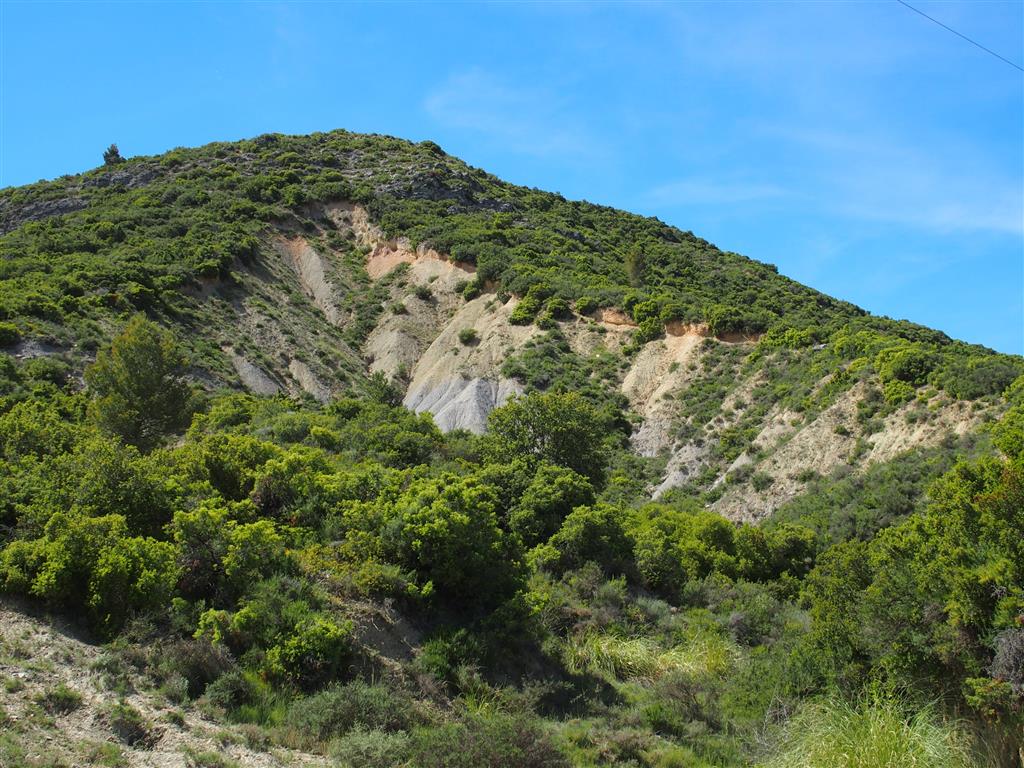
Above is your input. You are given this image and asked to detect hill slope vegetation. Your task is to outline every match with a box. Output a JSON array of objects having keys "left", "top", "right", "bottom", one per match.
[{"left": 0, "top": 130, "right": 1022, "bottom": 767}]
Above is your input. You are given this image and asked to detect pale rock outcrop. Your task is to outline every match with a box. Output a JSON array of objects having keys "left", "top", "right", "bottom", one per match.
[
  {"left": 623, "top": 333, "right": 706, "bottom": 457},
  {"left": 224, "top": 347, "right": 280, "bottom": 395},
  {"left": 288, "top": 359, "right": 332, "bottom": 403},
  {"left": 401, "top": 295, "right": 539, "bottom": 433},
  {"left": 272, "top": 236, "right": 341, "bottom": 325},
  {"left": 404, "top": 376, "right": 523, "bottom": 433}
]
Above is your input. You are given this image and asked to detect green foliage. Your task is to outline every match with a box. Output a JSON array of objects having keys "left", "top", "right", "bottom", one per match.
[
  {"left": 534, "top": 503, "right": 634, "bottom": 577},
  {"left": 85, "top": 315, "right": 192, "bottom": 450},
  {"left": 875, "top": 345, "right": 936, "bottom": 387},
  {"left": 801, "top": 425, "right": 1024, "bottom": 730},
  {"left": 0, "top": 322, "right": 19, "bottom": 347},
  {"left": 264, "top": 614, "right": 353, "bottom": 690},
  {"left": 0, "top": 512, "right": 177, "bottom": 637},
  {"left": 406, "top": 710, "right": 568, "bottom": 768},
  {"left": 390, "top": 474, "right": 521, "bottom": 608},
  {"left": 762, "top": 695, "right": 973, "bottom": 768},
  {"left": 36, "top": 683, "right": 83, "bottom": 714},
  {"left": 508, "top": 462, "right": 595, "bottom": 547},
  {"left": 484, "top": 391, "right": 609, "bottom": 486},
  {"left": 0, "top": 126, "right": 1020, "bottom": 763},
  {"left": 103, "top": 144, "right": 125, "bottom": 165},
  {"left": 282, "top": 680, "right": 417, "bottom": 746}
]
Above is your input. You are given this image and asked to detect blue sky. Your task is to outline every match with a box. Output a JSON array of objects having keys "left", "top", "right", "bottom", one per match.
[{"left": 2, "top": 1, "right": 1022, "bottom": 354}]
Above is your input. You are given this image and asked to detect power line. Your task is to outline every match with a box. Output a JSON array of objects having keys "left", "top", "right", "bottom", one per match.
[{"left": 895, "top": 0, "right": 1023, "bottom": 73}]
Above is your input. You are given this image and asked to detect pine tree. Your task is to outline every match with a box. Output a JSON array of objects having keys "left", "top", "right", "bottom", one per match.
[
  {"left": 85, "top": 316, "right": 192, "bottom": 450},
  {"left": 103, "top": 143, "right": 125, "bottom": 165}
]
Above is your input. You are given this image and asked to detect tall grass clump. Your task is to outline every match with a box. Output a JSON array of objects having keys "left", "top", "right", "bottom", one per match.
[
  {"left": 563, "top": 632, "right": 735, "bottom": 683},
  {"left": 762, "top": 695, "right": 976, "bottom": 768}
]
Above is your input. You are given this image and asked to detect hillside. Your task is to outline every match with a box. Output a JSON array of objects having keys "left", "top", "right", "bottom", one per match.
[
  {"left": 1, "top": 130, "right": 1022, "bottom": 767},
  {"left": 1, "top": 130, "right": 1020, "bottom": 519}
]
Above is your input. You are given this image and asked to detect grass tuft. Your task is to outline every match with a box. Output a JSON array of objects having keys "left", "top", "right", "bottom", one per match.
[
  {"left": 762, "top": 695, "right": 976, "bottom": 768},
  {"left": 563, "top": 632, "right": 736, "bottom": 683}
]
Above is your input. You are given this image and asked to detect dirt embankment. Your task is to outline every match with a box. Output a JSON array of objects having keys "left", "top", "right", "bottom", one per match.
[{"left": 0, "top": 598, "right": 329, "bottom": 768}]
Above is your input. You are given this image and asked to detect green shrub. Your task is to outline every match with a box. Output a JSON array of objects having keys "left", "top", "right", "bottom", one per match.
[
  {"left": 875, "top": 345, "right": 936, "bottom": 387},
  {"left": 508, "top": 462, "right": 594, "bottom": 547},
  {"left": 202, "top": 669, "right": 256, "bottom": 713},
  {"left": 36, "top": 683, "right": 82, "bottom": 714},
  {"left": 407, "top": 711, "right": 568, "bottom": 768},
  {"left": 106, "top": 701, "right": 152, "bottom": 747},
  {"left": 157, "top": 639, "right": 235, "bottom": 699},
  {"left": 484, "top": 392, "right": 609, "bottom": 486},
  {"left": 390, "top": 474, "right": 521, "bottom": 608},
  {"left": 510, "top": 295, "right": 541, "bottom": 325},
  {"left": 883, "top": 379, "right": 915, "bottom": 405},
  {"left": 537, "top": 503, "right": 634, "bottom": 577},
  {"left": 282, "top": 680, "right": 417, "bottom": 747},
  {"left": 0, "top": 322, "right": 20, "bottom": 347},
  {"left": 458, "top": 328, "right": 478, "bottom": 345},
  {"left": 85, "top": 315, "right": 193, "bottom": 451},
  {"left": 265, "top": 614, "right": 354, "bottom": 690},
  {"left": 328, "top": 727, "right": 412, "bottom": 768},
  {"left": 414, "top": 629, "right": 484, "bottom": 687}
]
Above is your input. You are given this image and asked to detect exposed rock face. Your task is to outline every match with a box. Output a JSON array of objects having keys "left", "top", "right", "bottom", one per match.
[
  {"left": 0, "top": 196, "right": 87, "bottom": 235},
  {"left": 623, "top": 334, "right": 705, "bottom": 457},
  {"left": 195, "top": 201, "right": 999, "bottom": 523},
  {"left": 224, "top": 347, "right": 280, "bottom": 395},
  {"left": 288, "top": 359, "right": 332, "bottom": 403},
  {"left": 273, "top": 236, "right": 342, "bottom": 325},
  {"left": 398, "top": 295, "right": 538, "bottom": 433},
  {"left": 404, "top": 376, "right": 523, "bottom": 433}
]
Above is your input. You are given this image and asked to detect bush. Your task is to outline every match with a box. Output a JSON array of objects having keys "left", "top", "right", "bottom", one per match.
[
  {"left": 414, "top": 629, "right": 484, "bottom": 687},
  {"left": 283, "top": 680, "right": 417, "bottom": 746},
  {"left": 0, "top": 512, "right": 177, "bottom": 638},
  {"left": 458, "top": 328, "right": 478, "bottom": 345},
  {"left": 0, "top": 322, "right": 20, "bottom": 347},
  {"left": 407, "top": 711, "right": 568, "bottom": 768},
  {"left": 391, "top": 474, "right": 521, "bottom": 608},
  {"left": 509, "top": 296, "right": 541, "bottom": 325},
  {"left": 329, "top": 727, "right": 411, "bottom": 768},
  {"left": 484, "top": 392, "right": 609, "bottom": 486},
  {"left": 158, "top": 639, "right": 235, "bottom": 699},
  {"left": 508, "top": 463, "right": 594, "bottom": 547},
  {"left": 202, "top": 669, "right": 256, "bottom": 713},
  {"left": 85, "top": 315, "right": 193, "bottom": 451},
  {"left": 883, "top": 379, "right": 915, "bottom": 405},
  {"left": 875, "top": 345, "right": 936, "bottom": 387},
  {"left": 538, "top": 504, "right": 634, "bottom": 577},
  {"left": 265, "top": 615, "right": 354, "bottom": 690}
]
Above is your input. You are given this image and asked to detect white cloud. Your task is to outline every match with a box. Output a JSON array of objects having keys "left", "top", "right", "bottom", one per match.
[
  {"left": 647, "top": 178, "right": 788, "bottom": 206},
  {"left": 422, "top": 69, "right": 604, "bottom": 159},
  {"left": 764, "top": 125, "right": 1024, "bottom": 236}
]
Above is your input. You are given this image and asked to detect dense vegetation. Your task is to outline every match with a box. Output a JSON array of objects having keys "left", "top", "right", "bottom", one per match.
[
  {"left": 0, "top": 130, "right": 1022, "bottom": 765},
  {"left": 1, "top": 317, "right": 1021, "bottom": 767},
  {"left": 1, "top": 129, "right": 1019, "bottom": 401}
]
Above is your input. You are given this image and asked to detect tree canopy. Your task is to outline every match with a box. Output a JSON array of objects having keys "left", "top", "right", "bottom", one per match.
[{"left": 84, "top": 315, "right": 192, "bottom": 450}]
